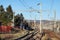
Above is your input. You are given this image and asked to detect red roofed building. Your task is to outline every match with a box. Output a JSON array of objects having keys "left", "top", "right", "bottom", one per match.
[{"left": 0, "top": 26, "right": 12, "bottom": 33}]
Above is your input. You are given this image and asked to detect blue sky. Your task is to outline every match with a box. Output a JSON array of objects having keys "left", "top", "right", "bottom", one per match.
[{"left": 0, "top": 0, "right": 60, "bottom": 20}]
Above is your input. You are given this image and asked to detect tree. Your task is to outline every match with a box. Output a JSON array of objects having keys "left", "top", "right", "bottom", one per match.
[
  {"left": 0, "top": 5, "right": 4, "bottom": 12},
  {"left": 6, "top": 5, "right": 13, "bottom": 13},
  {"left": 0, "top": 5, "right": 13, "bottom": 26},
  {"left": 14, "top": 13, "right": 24, "bottom": 27},
  {"left": 0, "top": 12, "right": 13, "bottom": 26},
  {"left": 20, "top": 13, "right": 24, "bottom": 22}
]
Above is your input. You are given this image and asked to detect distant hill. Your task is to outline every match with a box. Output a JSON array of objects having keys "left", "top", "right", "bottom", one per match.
[
  {"left": 27, "top": 20, "right": 60, "bottom": 24},
  {"left": 26, "top": 20, "right": 60, "bottom": 28}
]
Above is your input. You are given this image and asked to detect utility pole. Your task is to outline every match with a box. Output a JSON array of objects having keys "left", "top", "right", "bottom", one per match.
[
  {"left": 53, "top": 10, "right": 56, "bottom": 32},
  {"left": 34, "top": 15, "right": 36, "bottom": 29},
  {"left": 11, "top": 12, "right": 14, "bottom": 27},
  {"left": 39, "top": 3, "right": 42, "bottom": 33},
  {"left": 36, "top": 2, "right": 42, "bottom": 33},
  {"left": 13, "top": 12, "right": 14, "bottom": 27}
]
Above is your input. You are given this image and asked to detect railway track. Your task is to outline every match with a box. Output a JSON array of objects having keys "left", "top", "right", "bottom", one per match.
[{"left": 15, "top": 29, "right": 39, "bottom": 40}]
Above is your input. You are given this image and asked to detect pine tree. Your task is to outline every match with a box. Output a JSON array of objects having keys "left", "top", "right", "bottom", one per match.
[
  {"left": 0, "top": 5, "right": 13, "bottom": 26},
  {"left": 0, "top": 5, "right": 4, "bottom": 12},
  {"left": 14, "top": 13, "right": 24, "bottom": 27},
  {"left": 6, "top": 5, "right": 13, "bottom": 13}
]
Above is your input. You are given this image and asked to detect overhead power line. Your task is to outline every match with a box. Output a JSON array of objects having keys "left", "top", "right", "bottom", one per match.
[
  {"left": 48, "top": 0, "right": 54, "bottom": 18},
  {"left": 50, "top": 0, "right": 54, "bottom": 11},
  {"left": 22, "top": 0, "right": 30, "bottom": 8},
  {"left": 19, "top": 0, "right": 28, "bottom": 9}
]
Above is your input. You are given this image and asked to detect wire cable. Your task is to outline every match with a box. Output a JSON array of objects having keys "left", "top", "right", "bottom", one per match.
[
  {"left": 19, "top": 0, "right": 28, "bottom": 9},
  {"left": 23, "top": 0, "right": 30, "bottom": 9},
  {"left": 48, "top": 0, "right": 54, "bottom": 18},
  {"left": 50, "top": 0, "right": 54, "bottom": 11}
]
